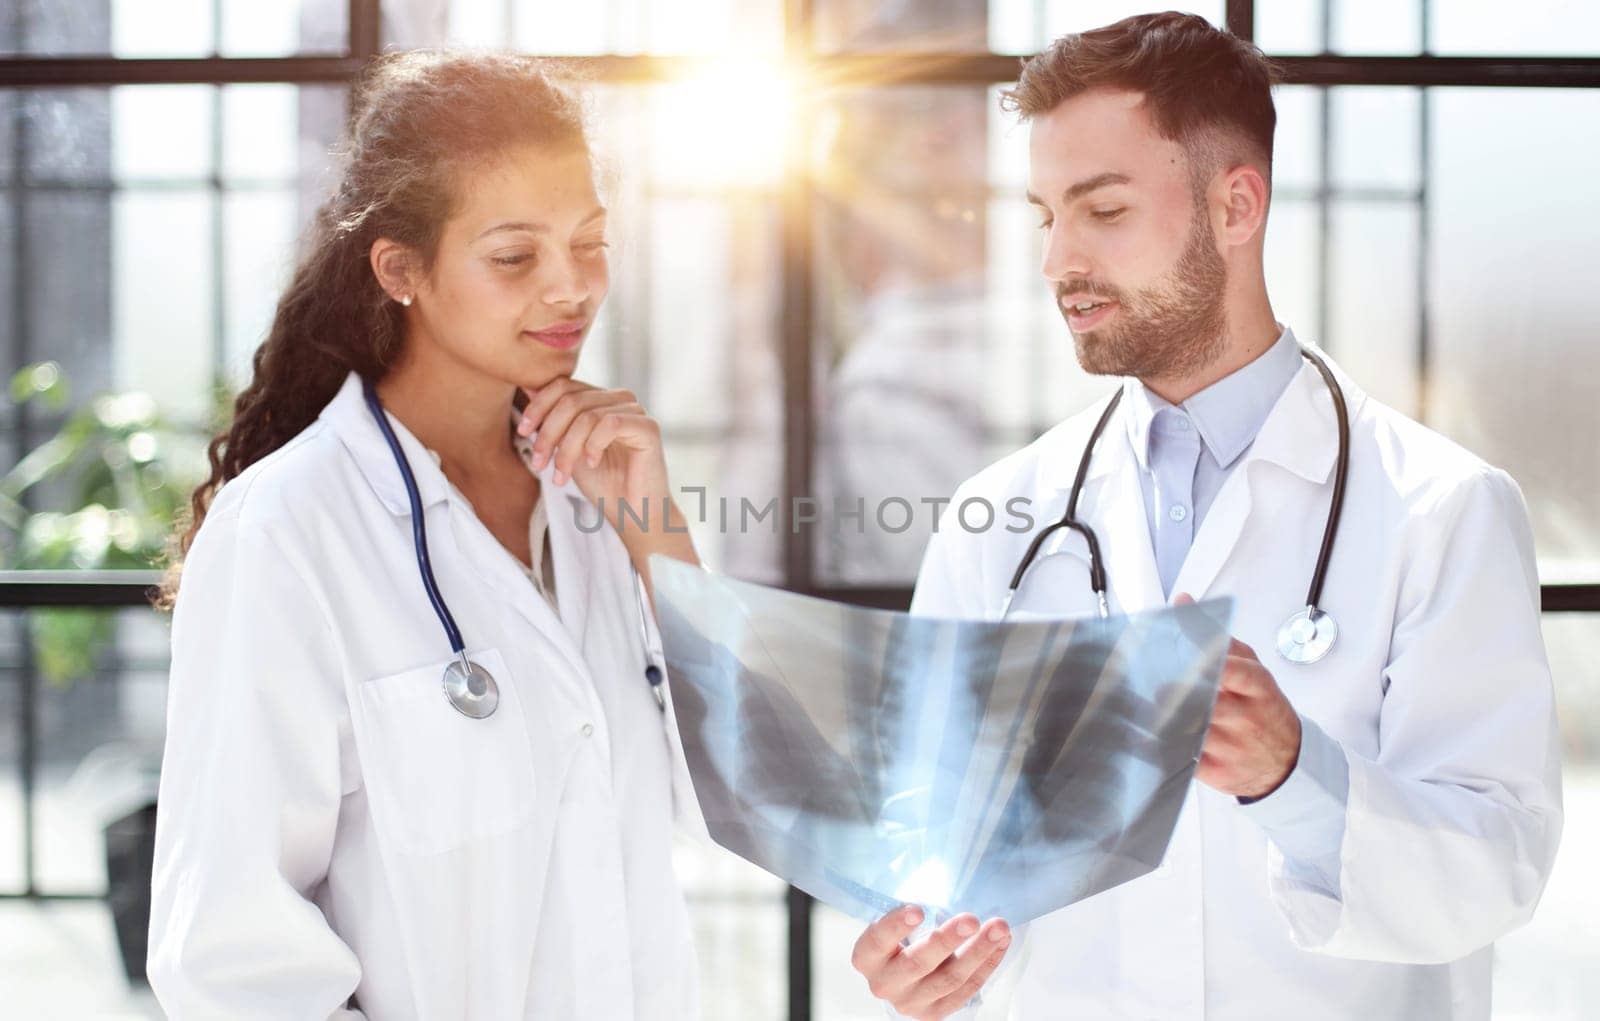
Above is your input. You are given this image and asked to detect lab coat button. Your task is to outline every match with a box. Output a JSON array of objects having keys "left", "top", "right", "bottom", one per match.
[
  {"left": 1169, "top": 504, "right": 1189, "bottom": 522},
  {"left": 581, "top": 723, "right": 594, "bottom": 737}
]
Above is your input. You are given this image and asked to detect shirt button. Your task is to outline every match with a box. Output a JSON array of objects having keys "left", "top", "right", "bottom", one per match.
[
  {"left": 580, "top": 723, "right": 594, "bottom": 738},
  {"left": 1169, "top": 504, "right": 1189, "bottom": 522},
  {"left": 1176, "top": 417, "right": 1190, "bottom": 431}
]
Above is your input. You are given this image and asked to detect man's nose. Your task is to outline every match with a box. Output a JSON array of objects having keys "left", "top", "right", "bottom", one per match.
[{"left": 1040, "top": 222, "right": 1092, "bottom": 283}]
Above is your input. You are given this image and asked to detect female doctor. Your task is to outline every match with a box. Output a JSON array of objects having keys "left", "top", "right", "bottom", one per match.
[{"left": 149, "top": 52, "right": 702, "bottom": 1018}]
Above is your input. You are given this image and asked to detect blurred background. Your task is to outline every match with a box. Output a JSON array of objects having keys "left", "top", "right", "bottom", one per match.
[{"left": 0, "top": 1, "right": 1596, "bottom": 1017}]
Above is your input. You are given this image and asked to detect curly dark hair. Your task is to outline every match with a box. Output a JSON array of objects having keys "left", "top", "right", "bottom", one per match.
[{"left": 158, "top": 50, "right": 589, "bottom": 607}]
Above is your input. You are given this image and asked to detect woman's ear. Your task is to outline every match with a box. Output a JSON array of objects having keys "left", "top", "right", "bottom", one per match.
[{"left": 370, "top": 238, "right": 419, "bottom": 306}]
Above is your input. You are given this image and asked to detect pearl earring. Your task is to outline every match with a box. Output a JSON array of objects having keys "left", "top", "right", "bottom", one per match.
[{"left": 399, "top": 294, "right": 413, "bottom": 307}]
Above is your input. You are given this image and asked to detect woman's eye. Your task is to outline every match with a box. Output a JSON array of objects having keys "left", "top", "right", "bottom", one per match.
[
  {"left": 1035, "top": 218, "right": 1053, "bottom": 231},
  {"left": 1090, "top": 208, "right": 1126, "bottom": 222},
  {"left": 492, "top": 253, "right": 533, "bottom": 268},
  {"left": 574, "top": 240, "right": 610, "bottom": 256}
]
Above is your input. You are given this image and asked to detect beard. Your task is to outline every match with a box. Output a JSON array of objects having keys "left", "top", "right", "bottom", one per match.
[{"left": 1057, "top": 201, "right": 1228, "bottom": 383}]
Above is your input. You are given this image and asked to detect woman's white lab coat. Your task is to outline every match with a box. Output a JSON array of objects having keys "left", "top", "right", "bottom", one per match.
[
  {"left": 912, "top": 348, "right": 1562, "bottom": 1019},
  {"left": 148, "top": 372, "right": 702, "bottom": 1019}
]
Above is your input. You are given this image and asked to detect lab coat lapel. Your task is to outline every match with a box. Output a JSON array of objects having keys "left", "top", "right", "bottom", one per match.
[
  {"left": 1083, "top": 424, "right": 1165, "bottom": 614},
  {"left": 1169, "top": 353, "right": 1352, "bottom": 601},
  {"left": 545, "top": 490, "right": 595, "bottom": 651},
  {"left": 448, "top": 498, "right": 595, "bottom": 689},
  {"left": 323, "top": 373, "right": 598, "bottom": 693}
]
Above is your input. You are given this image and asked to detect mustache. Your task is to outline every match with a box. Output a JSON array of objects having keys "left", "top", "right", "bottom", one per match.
[{"left": 1055, "top": 281, "right": 1125, "bottom": 308}]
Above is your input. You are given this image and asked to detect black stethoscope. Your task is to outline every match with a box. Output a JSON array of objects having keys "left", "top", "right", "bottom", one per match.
[
  {"left": 362, "top": 379, "right": 666, "bottom": 719},
  {"left": 1000, "top": 347, "right": 1350, "bottom": 665}
]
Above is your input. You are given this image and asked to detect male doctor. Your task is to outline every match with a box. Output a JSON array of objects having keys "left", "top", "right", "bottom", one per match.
[{"left": 850, "top": 12, "right": 1563, "bottom": 1020}]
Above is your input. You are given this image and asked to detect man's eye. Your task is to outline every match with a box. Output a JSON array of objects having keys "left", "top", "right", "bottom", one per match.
[
  {"left": 492, "top": 254, "right": 533, "bottom": 267},
  {"left": 574, "top": 241, "right": 610, "bottom": 255},
  {"left": 1091, "top": 208, "right": 1126, "bottom": 222},
  {"left": 1035, "top": 218, "right": 1053, "bottom": 231}
]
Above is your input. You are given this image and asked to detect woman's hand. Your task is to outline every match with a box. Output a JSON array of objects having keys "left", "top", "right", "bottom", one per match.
[{"left": 516, "top": 377, "right": 697, "bottom": 581}]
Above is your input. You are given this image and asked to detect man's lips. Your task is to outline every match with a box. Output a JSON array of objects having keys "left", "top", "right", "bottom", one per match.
[{"left": 1062, "top": 300, "right": 1118, "bottom": 330}]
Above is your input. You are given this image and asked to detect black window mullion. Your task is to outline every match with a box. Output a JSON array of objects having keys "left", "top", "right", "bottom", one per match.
[
  {"left": 349, "top": 0, "right": 381, "bottom": 63},
  {"left": 1227, "top": 0, "right": 1256, "bottom": 42},
  {"left": 781, "top": 4, "right": 817, "bottom": 1015}
]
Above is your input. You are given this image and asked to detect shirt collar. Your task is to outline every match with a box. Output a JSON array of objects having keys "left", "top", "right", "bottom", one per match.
[
  {"left": 319, "top": 371, "right": 568, "bottom": 516},
  {"left": 319, "top": 372, "right": 452, "bottom": 514},
  {"left": 1124, "top": 326, "right": 1305, "bottom": 472}
]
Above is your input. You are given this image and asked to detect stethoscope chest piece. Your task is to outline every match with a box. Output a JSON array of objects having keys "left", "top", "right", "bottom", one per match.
[
  {"left": 442, "top": 654, "right": 500, "bottom": 719},
  {"left": 1277, "top": 606, "right": 1337, "bottom": 664}
]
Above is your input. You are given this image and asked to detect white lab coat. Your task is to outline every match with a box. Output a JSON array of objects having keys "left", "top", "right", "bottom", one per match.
[
  {"left": 149, "top": 373, "right": 703, "bottom": 1019},
  {"left": 911, "top": 347, "right": 1562, "bottom": 1019}
]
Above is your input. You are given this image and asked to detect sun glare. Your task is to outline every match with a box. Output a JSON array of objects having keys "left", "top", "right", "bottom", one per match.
[{"left": 651, "top": 60, "right": 797, "bottom": 188}]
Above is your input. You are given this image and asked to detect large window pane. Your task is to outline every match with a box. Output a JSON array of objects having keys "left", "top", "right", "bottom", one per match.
[
  {"left": 814, "top": 84, "right": 991, "bottom": 584},
  {"left": 113, "top": 190, "right": 215, "bottom": 425},
  {"left": 1, "top": 84, "right": 343, "bottom": 444},
  {"left": 1267, "top": 85, "right": 1427, "bottom": 416},
  {"left": 584, "top": 85, "right": 786, "bottom": 582},
  {"left": 1429, "top": 88, "right": 1600, "bottom": 579},
  {"left": 813, "top": 85, "right": 1113, "bottom": 585},
  {"left": 23, "top": 191, "right": 114, "bottom": 399},
  {"left": 1265, "top": 85, "right": 1600, "bottom": 577}
]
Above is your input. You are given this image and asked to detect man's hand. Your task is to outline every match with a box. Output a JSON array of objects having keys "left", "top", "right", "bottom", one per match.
[
  {"left": 1178, "top": 594, "right": 1302, "bottom": 800},
  {"left": 851, "top": 906, "right": 1011, "bottom": 1021}
]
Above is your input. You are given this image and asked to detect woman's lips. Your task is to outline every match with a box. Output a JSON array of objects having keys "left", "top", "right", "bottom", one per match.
[{"left": 525, "top": 323, "right": 586, "bottom": 351}]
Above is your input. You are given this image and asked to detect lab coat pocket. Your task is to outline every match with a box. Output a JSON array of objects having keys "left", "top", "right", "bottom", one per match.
[{"left": 352, "top": 648, "right": 537, "bottom": 857}]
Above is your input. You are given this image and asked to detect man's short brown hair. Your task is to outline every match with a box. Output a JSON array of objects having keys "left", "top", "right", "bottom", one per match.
[{"left": 1002, "top": 11, "right": 1281, "bottom": 182}]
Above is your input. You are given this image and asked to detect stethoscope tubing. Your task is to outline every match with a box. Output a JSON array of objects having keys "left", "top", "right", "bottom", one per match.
[
  {"left": 362, "top": 379, "right": 469, "bottom": 656},
  {"left": 361, "top": 377, "right": 667, "bottom": 714},
  {"left": 1299, "top": 352, "right": 1350, "bottom": 612},
  {"left": 1004, "top": 348, "right": 1350, "bottom": 642}
]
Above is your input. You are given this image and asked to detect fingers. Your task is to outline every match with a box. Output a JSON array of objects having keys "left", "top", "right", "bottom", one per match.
[
  {"left": 573, "top": 403, "right": 656, "bottom": 466},
  {"left": 877, "top": 913, "right": 981, "bottom": 996},
  {"left": 883, "top": 921, "right": 1004, "bottom": 1017},
  {"left": 550, "top": 403, "right": 650, "bottom": 483},
  {"left": 921, "top": 923, "right": 1012, "bottom": 1018},
  {"left": 852, "top": 906, "right": 926, "bottom": 976},
  {"left": 517, "top": 377, "right": 589, "bottom": 437},
  {"left": 523, "top": 386, "right": 636, "bottom": 475},
  {"left": 1218, "top": 652, "right": 1268, "bottom": 697}
]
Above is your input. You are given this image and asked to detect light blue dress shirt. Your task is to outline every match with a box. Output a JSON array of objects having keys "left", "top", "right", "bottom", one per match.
[{"left": 1125, "top": 327, "right": 1349, "bottom": 894}]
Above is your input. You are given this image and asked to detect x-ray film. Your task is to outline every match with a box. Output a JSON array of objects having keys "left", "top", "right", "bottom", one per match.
[{"left": 650, "top": 556, "right": 1235, "bottom": 926}]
